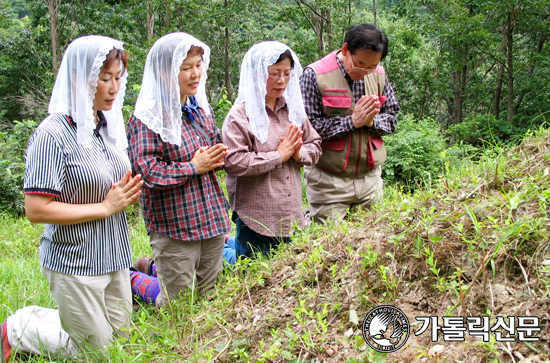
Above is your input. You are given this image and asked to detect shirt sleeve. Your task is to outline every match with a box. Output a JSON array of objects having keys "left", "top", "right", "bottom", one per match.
[
  {"left": 23, "top": 128, "right": 64, "bottom": 197},
  {"left": 127, "top": 115, "right": 198, "bottom": 190},
  {"left": 222, "top": 106, "right": 282, "bottom": 177},
  {"left": 368, "top": 77, "right": 399, "bottom": 136},
  {"left": 297, "top": 118, "right": 322, "bottom": 166},
  {"left": 300, "top": 67, "right": 355, "bottom": 140}
]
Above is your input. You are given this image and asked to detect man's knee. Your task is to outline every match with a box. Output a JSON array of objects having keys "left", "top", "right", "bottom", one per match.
[{"left": 310, "top": 203, "right": 348, "bottom": 225}]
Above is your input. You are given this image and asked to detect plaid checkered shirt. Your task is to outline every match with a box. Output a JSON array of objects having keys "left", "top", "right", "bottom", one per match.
[
  {"left": 300, "top": 50, "right": 400, "bottom": 140},
  {"left": 222, "top": 98, "right": 322, "bottom": 237},
  {"left": 127, "top": 105, "right": 230, "bottom": 242}
]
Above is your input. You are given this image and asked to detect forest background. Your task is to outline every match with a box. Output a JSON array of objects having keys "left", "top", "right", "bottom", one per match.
[
  {"left": 0, "top": 0, "right": 549, "bottom": 214},
  {"left": 1, "top": 1, "right": 550, "bottom": 362}
]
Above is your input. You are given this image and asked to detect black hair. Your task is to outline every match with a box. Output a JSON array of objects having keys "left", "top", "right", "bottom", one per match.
[
  {"left": 344, "top": 24, "right": 388, "bottom": 60},
  {"left": 274, "top": 49, "right": 295, "bottom": 69}
]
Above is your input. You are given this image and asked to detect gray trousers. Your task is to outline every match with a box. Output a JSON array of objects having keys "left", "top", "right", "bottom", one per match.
[
  {"left": 305, "top": 165, "right": 383, "bottom": 225},
  {"left": 150, "top": 232, "right": 225, "bottom": 307}
]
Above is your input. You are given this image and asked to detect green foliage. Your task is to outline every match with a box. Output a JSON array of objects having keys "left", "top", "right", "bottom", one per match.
[
  {"left": 2, "top": 0, "right": 550, "bottom": 153},
  {"left": 6, "top": 0, "right": 30, "bottom": 19},
  {"left": 383, "top": 17, "right": 438, "bottom": 119},
  {"left": 391, "top": 0, "right": 550, "bottom": 131},
  {"left": 0, "top": 119, "right": 36, "bottom": 215},
  {"left": 383, "top": 114, "right": 447, "bottom": 189},
  {"left": 214, "top": 87, "right": 233, "bottom": 129},
  {"left": 447, "top": 113, "right": 527, "bottom": 147},
  {"left": 0, "top": 14, "right": 52, "bottom": 123},
  {"left": 3, "top": 127, "right": 550, "bottom": 361}
]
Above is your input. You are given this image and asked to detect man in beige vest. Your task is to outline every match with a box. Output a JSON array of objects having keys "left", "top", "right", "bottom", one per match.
[{"left": 300, "top": 23, "right": 400, "bottom": 224}]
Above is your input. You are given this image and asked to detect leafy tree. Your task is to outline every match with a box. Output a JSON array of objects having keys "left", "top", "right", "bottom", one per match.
[{"left": 391, "top": 0, "right": 550, "bottom": 135}]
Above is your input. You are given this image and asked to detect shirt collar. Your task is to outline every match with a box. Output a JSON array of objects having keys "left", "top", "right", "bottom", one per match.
[
  {"left": 269, "top": 96, "right": 287, "bottom": 112},
  {"left": 335, "top": 50, "right": 353, "bottom": 82},
  {"left": 65, "top": 111, "right": 107, "bottom": 131},
  {"left": 66, "top": 115, "right": 76, "bottom": 127},
  {"left": 96, "top": 111, "right": 107, "bottom": 131}
]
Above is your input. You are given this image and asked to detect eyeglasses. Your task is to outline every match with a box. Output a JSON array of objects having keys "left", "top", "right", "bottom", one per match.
[
  {"left": 350, "top": 56, "right": 377, "bottom": 74},
  {"left": 268, "top": 72, "right": 291, "bottom": 80}
]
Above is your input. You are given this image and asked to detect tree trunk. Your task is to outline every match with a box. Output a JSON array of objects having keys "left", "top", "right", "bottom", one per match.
[
  {"left": 224, "top": 26, "right": 233, "bottom": 101},
  {"left": 296, "top": 0, "right": 326, "bottom": 56},
  {"left": 48, "top": 0, "right": 60, "bottom": 75},
  {"left": 506, "top": 10, "right": 515, "bottom": 125},
  {"left": 325, "top": 9, "right": 333, "bottom": 51},
  {"left": 315, "top": 16, "right": 324, "bottom": 55},
  {"left": 373, "top": 0, "right": 376, "bottom": 27},
  {"left": 163, "top": 0, "right": 171, "bottom": 29},
  {"left": 493, "top": 22, "right": 506, "bottom": 118},
  {"left": 446, "top": 95, "right": 454, "bottom": 129},
  {"left": 451, "top": 66, "right": 466, "bottom": 125},
  {"left": 223, "top": 0, "right": 233, "bottom": 101},
  {"left": 146, "top": 0, "right": 155, "bottom": 42}
]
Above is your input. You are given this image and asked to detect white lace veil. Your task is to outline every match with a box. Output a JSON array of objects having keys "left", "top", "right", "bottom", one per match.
[
  {"left": 235, "top": 41, "right": 306, "bottom": 143},
  {"left": 133, "top": 32, "right": 211, "bottom": 146},
  {"left": 48, "top": 35, "right": 128, "bottom": 150}
]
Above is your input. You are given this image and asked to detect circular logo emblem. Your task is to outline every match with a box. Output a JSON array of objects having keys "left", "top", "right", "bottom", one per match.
[{"left": 362, "top": 305, "right": 410, "bottom": 353}]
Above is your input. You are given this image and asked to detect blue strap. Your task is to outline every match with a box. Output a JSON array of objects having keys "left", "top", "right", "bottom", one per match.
[
  {"left": 181, "top": 98, "right": 212, "bottom": 146},
  {"left": 181, "top": 96, "right": 199, "bottom": 122}
]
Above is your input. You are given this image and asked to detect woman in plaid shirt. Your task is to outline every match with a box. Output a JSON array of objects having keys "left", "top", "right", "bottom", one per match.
[
  {"left": 222, "top": 41, "right": 321, "bottom": 260},
  {"left": 127, "top": 33, "right": 230, "bottom": 307}
]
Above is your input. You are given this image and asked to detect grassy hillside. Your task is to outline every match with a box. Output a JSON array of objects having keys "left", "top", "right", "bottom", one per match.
[{"left": 1, "top": 127, "right": 549, "bottom": 362}]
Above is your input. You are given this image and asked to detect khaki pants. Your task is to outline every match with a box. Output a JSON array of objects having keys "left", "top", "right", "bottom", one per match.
[
  {"left": 41, "top": 267, "right": 131, "bottom": 349},
  {"left": 150, "top": 232, "right": 224, "bottom": 308},
  {"left": 305, "top": 165, "right": 383, "bottom": 225},
  {"left": 6, "top": 305, "right": 77, "bottom": 357}
]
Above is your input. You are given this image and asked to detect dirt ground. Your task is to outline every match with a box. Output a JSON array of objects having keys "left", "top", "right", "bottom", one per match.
[{"left": 207, "top": 132, "right": 550, "bottom": 362}]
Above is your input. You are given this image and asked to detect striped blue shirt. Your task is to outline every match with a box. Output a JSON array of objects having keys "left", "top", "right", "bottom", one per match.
[{"left": 24, "top": 112, "right": 133, "bottom": 276}]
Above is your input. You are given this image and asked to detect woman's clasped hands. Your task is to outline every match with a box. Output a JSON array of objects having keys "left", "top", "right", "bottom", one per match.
[
  {"left": 102, "top": 170, "right": 143, "bottom": 216},
  {"left": 191, "top": 143, "right": 228, "bottom": 174},
  {"left": 277, "top": 124, "right": 303, "bottom": 162}
]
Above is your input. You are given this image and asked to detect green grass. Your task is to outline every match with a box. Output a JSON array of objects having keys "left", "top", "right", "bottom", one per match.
[{"left": 2, "top": 127, "right": 550, "bottom": 362}]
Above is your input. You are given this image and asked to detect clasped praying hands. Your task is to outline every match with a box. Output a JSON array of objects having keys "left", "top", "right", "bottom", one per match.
[
  {"left": 102, "top": 170, "right": 143, "bottom": 216},
  {"left": 277, "top": 124, "right": 303, "bottom": 162},
  {"left": 352, "top": 94, "right": 380, "bottom": 128},
  {"left": 191, "top": 143, "right": 228, "bottom": 174}
]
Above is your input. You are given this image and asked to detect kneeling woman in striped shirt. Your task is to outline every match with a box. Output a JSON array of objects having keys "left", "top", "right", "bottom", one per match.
[{"left": 1, "top": 36, "right": 142, "bottom": 361}]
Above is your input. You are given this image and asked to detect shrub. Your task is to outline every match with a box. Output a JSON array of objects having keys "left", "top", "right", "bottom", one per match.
[
  {"left": 383, "top": 115, "right": 447, "bottom": 189},
  {"left": 0, "top": 119, "right": 37, "bottom": 216},
  {"left": 446, "top": 113, "right": 526, "bottom": 147}
]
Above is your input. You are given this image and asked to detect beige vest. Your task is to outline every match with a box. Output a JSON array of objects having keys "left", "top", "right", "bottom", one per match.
[{"left": 309, "top": 53, "right": 387, "bottom": 178}]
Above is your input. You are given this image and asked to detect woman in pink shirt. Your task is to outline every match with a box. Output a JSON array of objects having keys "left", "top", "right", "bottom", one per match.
[{"left": 222, "top": 41, "right": 321, "bottom": 260}]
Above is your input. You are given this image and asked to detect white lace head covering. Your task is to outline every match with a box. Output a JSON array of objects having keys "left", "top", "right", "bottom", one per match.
[
  {"left": 133, "top": 32, "right": 211, "bottom": 146},
  {"left": 235, "top": 41, "right": 306, "bottom": 143},
  {"left": 48, "top": 35, "right": 128, "bottom": 150}
]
